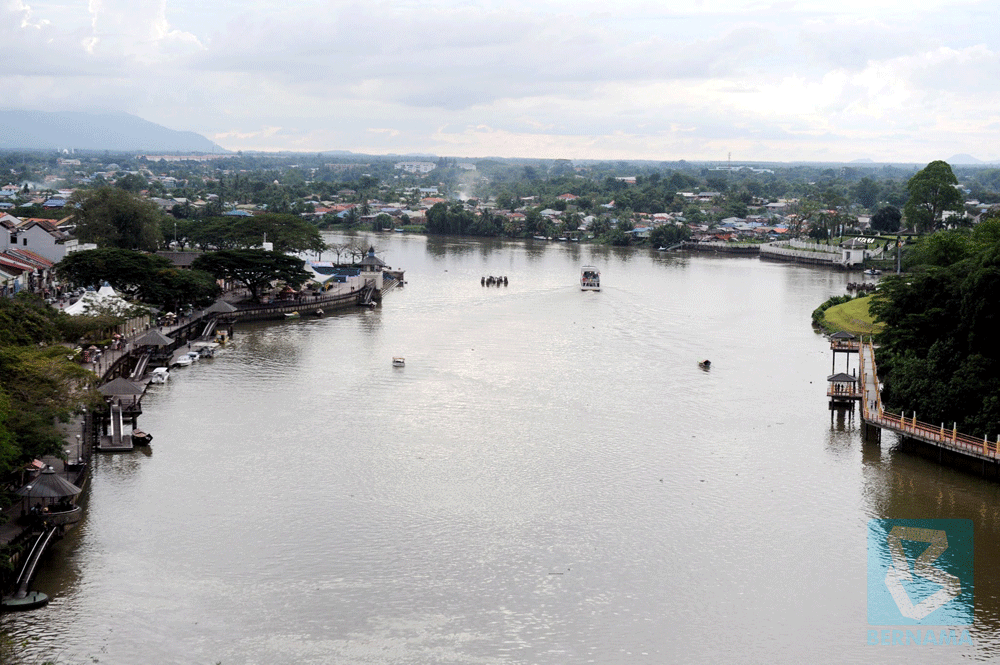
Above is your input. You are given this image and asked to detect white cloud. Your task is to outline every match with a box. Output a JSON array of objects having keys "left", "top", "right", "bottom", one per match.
[{"left": 2, "top": 0, "right": 998, "bottom": 162}]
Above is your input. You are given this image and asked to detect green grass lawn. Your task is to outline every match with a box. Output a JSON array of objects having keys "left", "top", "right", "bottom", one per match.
[{"left": 822, "top": 295, "right": 883, "bottom": 336}]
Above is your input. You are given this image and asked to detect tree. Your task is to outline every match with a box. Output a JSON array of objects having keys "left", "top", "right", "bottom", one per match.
[
  {"left": 69, "top": 186, "right": 164, "bottom": 251},
  {"left": 903, "top": 161, "right": 964, "bottom": 232},
  {"left": 869, "top": 205, "right": 901, "bottom": 233},
  {"left": 115, "top": 172, "right": 148, "bottom": 193},
  {"left": 870, "top": 233, "right": 1000, "bottom": 436},
  {"left": 191, "top": 250, "right": 311, "bottom": 303},
  {"left": 56, "top": 248, "right": 172, "bottom": 298},
  {"left": 649, "top": 224, "right": 689, "bottom": 247},
  {"left": 853, "top": 177, "right": 880, "bottom": 209}
]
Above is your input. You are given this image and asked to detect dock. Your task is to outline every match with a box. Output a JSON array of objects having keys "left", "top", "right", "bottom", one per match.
[{"left": 857, "top": 339, "right": 1000, "bottom": 476}]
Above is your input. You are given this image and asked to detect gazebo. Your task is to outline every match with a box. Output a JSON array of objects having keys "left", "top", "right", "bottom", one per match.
[
  {"left": 16, "top": 465, "right": 83, "bottom": 524},
  {"left": 133, "top": 329, "right": 174, "bottom": 347}
]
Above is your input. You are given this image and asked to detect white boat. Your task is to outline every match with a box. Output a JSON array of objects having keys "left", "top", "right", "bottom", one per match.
[
  {"left": 172, "top": 355, "right": 193, "bottom": 367},
  {"left": 581, "top": 266, "right": 601, "bottom": 291},
  {"left": 150, "top": 367, "right": 170, "bottom": 383},
  {"left": 392, "top": 357, "right": 405, "bottom": 367}
]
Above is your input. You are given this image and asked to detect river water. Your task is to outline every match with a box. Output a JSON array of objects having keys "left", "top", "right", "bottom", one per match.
[{"left": 8, "top": 234, "right": 1000, "bottom": 664}]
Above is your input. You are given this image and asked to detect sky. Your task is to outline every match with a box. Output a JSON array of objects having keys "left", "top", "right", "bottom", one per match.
[{"left": 3, "top": 0, "right": 999, "bottom": 163}]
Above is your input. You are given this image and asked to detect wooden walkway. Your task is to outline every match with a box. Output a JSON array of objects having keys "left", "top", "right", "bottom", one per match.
[{"left": 858, "top": 340, "right": 1000, "bottom": 463}]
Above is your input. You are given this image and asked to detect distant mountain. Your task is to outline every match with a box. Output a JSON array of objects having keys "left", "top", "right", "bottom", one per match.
[
  {"left": 948, "top": 153, "right": 982, "bottom": 165},
  {"left": 0, "top": 110, "right": 224, "bottom": 153}
]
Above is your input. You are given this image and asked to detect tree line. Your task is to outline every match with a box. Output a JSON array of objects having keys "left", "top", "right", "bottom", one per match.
[{"left": 871, "top": 212, "right": 1000, "bottom": 437}]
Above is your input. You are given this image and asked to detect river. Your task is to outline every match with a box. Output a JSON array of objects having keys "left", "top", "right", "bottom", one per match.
[{"left": 7, "top": 233, "right": 1000, "bottom": 664}]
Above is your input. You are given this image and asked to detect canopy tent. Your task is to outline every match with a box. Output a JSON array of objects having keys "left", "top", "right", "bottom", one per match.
[
  {"left": 98, "top": 377, "right": 144, "bottom": 396},
  {"left": 16, "top": 466, "right": 82, "bottom": 499},
  {"left": 64, "top": 282, "right": 132, "bottom": 316}
]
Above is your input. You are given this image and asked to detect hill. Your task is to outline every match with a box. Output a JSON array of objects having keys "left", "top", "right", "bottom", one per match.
[{"left": 0, "top": 110, "right": 224, "bottom": 153}]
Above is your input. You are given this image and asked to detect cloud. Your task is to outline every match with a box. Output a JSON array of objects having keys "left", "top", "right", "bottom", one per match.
[{"left": 1, "top": 0, "right": 998, "bottom": 162}]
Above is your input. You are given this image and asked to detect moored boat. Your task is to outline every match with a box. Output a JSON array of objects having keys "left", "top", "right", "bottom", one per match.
[
  {"left": 131, "top": 430, "right": 153, "bottom": 445},
  {"left": 581, "top": 266, "right": 601, "bottom": 291},
  {"left": 191, "top": 341, "right": 219, "bottom": 358},
  {"left": 150, "top": 367, "right": 170, "bottom": 383},
  {"left": 392, "top": 357, "right": 405, "bottom": 367}
]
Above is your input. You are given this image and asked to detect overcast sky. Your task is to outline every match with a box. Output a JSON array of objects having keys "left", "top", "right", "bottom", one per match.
[{"left": 4, "top": 0, "right": 998, "bottom": 162}]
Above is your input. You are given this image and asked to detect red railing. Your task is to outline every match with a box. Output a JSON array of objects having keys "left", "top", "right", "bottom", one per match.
[{"left": 859, "top": 340, "right": 999, "bottom": 459}]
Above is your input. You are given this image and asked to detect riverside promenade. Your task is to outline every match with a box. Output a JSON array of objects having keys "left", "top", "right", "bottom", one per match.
[{"left": 1, "top": 275, "right": 402, "bottom": 551}]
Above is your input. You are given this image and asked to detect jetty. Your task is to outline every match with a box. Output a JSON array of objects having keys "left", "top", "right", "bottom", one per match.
[{"left": 848, "top": 338, "right": 1000, "bottom": 477}]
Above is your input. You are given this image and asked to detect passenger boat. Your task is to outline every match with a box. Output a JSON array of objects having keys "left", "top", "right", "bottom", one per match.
[
  {"left": 392, "top": 357, "right": 405, "bottom": 367},
  {"left": 150, "top": 367, "right": 170, "bottom": 383},
  {"left": 581, "top": 266, "right": 601, "bottom": 291},
  {"left": 285, "top": 311, "right": 300, "bottom": 319}
]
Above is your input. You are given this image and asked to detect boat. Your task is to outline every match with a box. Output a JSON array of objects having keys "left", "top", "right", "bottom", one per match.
[
  {"left": 285, "top": 311, "right": 300, "bottom": 319},
  {"left": 581, "top": 266, "right": 601, "bottom": 291},
  {"left": 699, "top": 359, "right": 711, "bottom": 370},
  {"left": 172, "top": 355, "right": 192, "bottom": 367},
  {"left": 392, "top": 357, "right": 405, "bottom": 367},
  {"left": 131, "top": 430, "right": 153, "bottom": 445},
  {"left": 312, "top": 309, "right": 324, "bottom": 317},
  {"left": 149, "top": 367, "right": 170, "bottom": 383},
  {"left": 191, "top": 341, "right": 219, "bottom": 358}
]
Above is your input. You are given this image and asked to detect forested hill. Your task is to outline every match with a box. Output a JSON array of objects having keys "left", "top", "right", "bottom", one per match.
[{"left": 0, "top": 110, "right": 223, "bottom": 153}]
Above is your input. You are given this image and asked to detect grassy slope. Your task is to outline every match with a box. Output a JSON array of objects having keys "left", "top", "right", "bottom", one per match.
[{"left": 822, "top": 295, "right": 883, "bottom": 336}]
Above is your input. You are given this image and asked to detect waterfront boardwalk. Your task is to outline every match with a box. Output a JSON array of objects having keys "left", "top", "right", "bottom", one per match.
[{"left": 858, "top": 340, "right": 1000, "bottom": 466}]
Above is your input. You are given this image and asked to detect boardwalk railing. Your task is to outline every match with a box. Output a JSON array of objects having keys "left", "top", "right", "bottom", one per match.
[{"left": 859, "top": 340, "right": 1000, "bottom": 460}]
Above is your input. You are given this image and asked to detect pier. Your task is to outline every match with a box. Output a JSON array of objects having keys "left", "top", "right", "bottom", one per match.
[{"left": 855, "top": 339, "right": 1000, "bottom": 476}]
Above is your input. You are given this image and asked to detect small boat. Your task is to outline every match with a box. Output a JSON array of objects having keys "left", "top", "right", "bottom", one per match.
[
  {"left": 191, "top": 341, "right": 219, "bottom": 358},
  {"left": 581, "top": 265, "right": 601, "bottom": 291},
  {"left": 392, "top": 357, "right": 405, "bottom": 367},
  {"left": 131, "top": 430, "right": 153, "bottom": 445},
  {"left": 172, "top": 354, "right": 193, "bottom": 367},
  {"left": 149, "top": 367, "right": 169, "bottom": 383},
  {"left": 312, "top": 309, "right": 324, "bottom": 317},
  {"left": 699, "top": 359, "right": 711, "bottom": 370},
  {"left": 285, "top": 311, "right": 300, "bottom": 319}
]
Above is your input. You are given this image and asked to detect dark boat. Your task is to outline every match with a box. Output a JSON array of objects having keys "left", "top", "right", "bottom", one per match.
[{"left": 132, "top": 430, "right": 153, "bottom": 445}]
